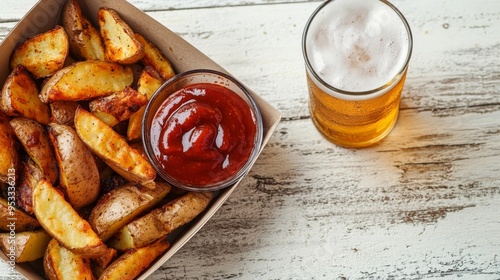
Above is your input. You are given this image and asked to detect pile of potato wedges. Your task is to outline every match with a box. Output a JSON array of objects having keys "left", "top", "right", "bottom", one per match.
[{"left": 0, "top": 0, "right": 215, "bottom": 279}]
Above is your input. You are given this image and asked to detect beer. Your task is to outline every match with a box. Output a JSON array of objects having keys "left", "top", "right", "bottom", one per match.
[{"left": 303, "top": 0, "right": 412, "bottom": 148}]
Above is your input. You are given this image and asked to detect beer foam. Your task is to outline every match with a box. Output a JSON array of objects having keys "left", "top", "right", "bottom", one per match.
[{"left": 306, "top": 0, "right": 410, "bottom": 92}]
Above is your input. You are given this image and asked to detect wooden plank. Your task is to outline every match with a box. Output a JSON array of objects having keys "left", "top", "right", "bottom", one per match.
[{"left": 0, "top": 0, "right": 313, "bottom": 22}]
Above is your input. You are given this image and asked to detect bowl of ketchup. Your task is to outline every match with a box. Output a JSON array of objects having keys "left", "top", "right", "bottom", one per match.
[{"left": 142, "top": 69, "right": 263, "bottom": 191}]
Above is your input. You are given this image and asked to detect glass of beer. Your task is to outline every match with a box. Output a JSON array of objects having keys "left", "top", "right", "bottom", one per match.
[{"left": 302, "top": 0, "right": 413, "bottom": 148}]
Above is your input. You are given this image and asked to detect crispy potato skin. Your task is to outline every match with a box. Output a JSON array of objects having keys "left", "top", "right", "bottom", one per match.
[
  {"left": 98, "top": 7, "right": 144, "bottom": 64},
  {"left": 89, "top": 182, "right": 171, "bottom": 242},
  {"left": 99, "top": 238, "right": 169, "bottom": 280},
  {"left": 9, "top": 25, "right": 69, "bottom": 79},
  {"left": 0, "top": 197, "right": 40, "bottom": 232},
  {"left": 0, "top": 112, "right": 18, "bottom": 183},
  {"left": 9, "top": 118, "right": 58, "bottom": 184},
  {"left": 33, "top": 179, "right": 107, "bottom": 258},
  {"left": 44, "top": 239, "right": 96, "bottom": 280},
  {"left": 39, "top": 60, "right": 133, "bottom": 103},
  {"left": 135, "top": 33, "right": 175, "bottom": 81},
  {"left": 48, "top": 123, "right": 100, "bottom": 209},
  {"left": 0, "top": 230, "right": 51, "bottom": 263},
  {"left": 62, "top": 0, "right": 105, "bottom": 61},
  {"left": 0, "top": 65, "right": 51, "bottom": 124},
  {"left": 15, "top": 158, "right": 44, "bottom": 215},
  {"left": 89, "top": 86, "right": 147, "bottom": 127},
  {"left": 49, "top": 101, "right": 79, "bottom": 126},
  {"left": 109, "top": 192, "right": 214, "bottom": 250},
  {"left": 127, "top": 67, "right": 163, "bottom": 141},
  {"left": 74, "top": 107, "right": 156, "bottom": 188}
]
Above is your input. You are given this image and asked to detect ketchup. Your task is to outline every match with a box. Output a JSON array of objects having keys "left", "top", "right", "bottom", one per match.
[{"left": 150, "top": 83, "right": 257, "bottom": 186}]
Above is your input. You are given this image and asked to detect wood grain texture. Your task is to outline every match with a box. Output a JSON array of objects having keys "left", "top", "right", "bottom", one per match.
[{"left": 1, "top": 0, "right": 500, "bottom": 279}]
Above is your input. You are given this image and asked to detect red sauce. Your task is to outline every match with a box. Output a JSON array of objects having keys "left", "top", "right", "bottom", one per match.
[{"left": 150, "top": 83, "right": 257, "bottom": 186}]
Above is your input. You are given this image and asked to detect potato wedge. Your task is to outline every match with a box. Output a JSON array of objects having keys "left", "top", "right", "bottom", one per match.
[
  {"left": 127, "top": 67, "right": 163, "bottom": 141},
  {"left": 0, "top": 197, "right": 40, "bottom": 232},
  {"left": 48, "top": 123, "right": 100, "bottom": 209},
  {"left": 74, "top": 107, "right": 156, "bottom": 188},
  {"left": 62, "top": 0, "right": 105, "bottom": 61},
  {"left": 1, "top": 65, "right": 51, "bottom": 124},
  {"left": 135, "top": 33, "right": 175, "bottom": 81},
  {"left": 49, "top": 101, "right": 79, "bottom": 126},
  {"left": 0, "top": 230, "right": 51, "bottom": 263},
  {"left": 0, "top": 112, "right": 18, "bottom": 184},
  {"left": 10, "top": 25, "right": 68, "bottom": 79},
  {"left": 129, "top": 141, "right": 147, "bottom": 160},
  {"left": 33, "top": 179, "right": 107, "bottom": 257},
  {"left": 89, "top": 182, "right": 171, "bottom": 242},
  {"left": 98, "top": 7, "right": 144, "bottom": 64},
  {"left": 109, "top": 192, "right": 214, "bottom": 250},
  {"left": 39, "top": 60, "right": 133, "bottom": 103},
  {"left": 89, "top": 86, "right": 147, "bottom": 127},
  {"left": 99, "top": 238, "right": 169, "bottom": 280},
  {"left": 15, "top": 158, "right": 44, "bottom": 215},
  {"left": 43, "top": 239, "right": 95, "bottom": 280},
  {"left": 10, "top": 118, "right": 58, "bottom": 184}
]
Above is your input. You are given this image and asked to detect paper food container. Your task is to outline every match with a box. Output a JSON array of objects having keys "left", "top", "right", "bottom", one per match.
[{"left": 0, "top": 0, "right": 281, "bottom": 279}]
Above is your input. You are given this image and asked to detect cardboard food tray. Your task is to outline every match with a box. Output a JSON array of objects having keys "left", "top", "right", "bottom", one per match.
[{"left": 0, "top": 0, "right": 281, "bottom": 279}]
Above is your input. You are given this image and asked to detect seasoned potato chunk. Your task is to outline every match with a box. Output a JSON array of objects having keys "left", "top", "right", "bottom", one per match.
[
  {"left": 62, "top": 0, "right": 105, "bottom": 61},
  {"left": 89, "top": 86, "right": 147, "bottom": 127},
  {"left": 39, "top": 60, "right": 133, "bottom": 103},
  {"left": 98, "top": 7, "right": 144, "bottom": 64},
  {"left": 33, "top": 179, "right": 107, "bottom": 258},
  {"left": 10, "top": 118, "right": 58, "bottom": 184},
  {"left": 48, "top": 123, "right": 100, "bottom": 209},
  {"left": 1, "top": 65, "right": 51, "bottom": 124},
  {"left": 0, "top": 112, "right": 18, "bottom": 183},
  {"left": 74, "top": 107, "right": 156, "bottom": 188},
  {"left": 10, "top": 25, "right": 68, "bottom": 78}
]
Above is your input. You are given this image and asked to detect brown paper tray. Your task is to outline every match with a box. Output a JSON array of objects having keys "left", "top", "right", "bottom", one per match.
[{"left": 0, "top": 0, "right": 281, "bottom": 278}]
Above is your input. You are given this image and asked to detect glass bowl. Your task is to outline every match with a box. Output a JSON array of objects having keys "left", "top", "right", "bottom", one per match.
[{"left": 142, "top": 69, "right": 263, "bottom": 192}]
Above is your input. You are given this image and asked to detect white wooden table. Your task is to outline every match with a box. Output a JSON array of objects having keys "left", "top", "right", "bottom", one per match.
[{"left": 2, "top": 0, "right": 500, "bottom": 279}]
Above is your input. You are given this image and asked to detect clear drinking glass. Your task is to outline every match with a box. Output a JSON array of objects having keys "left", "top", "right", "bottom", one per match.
[{"left": 303, "top": 0, "right": 413, "bottom": 148}]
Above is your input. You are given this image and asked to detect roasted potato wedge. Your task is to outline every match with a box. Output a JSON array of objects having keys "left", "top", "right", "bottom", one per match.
[
  {"left": 109, "top": 192, "right": 214, "bottom": 250},
  {"left": 10, "top": 25, "right": 69, "bottom": 79},
  {"left": 33, "top": 179, "right": 107, "bottom": 257},
  {"left": 48, "top": 123, "right": 100, "bottom": 209},
  {"left": 89, "top": 86, "right": 147, "bottom": 127},
  {"left": 137, "top": 67, "right": 163, "bottom": 100},
  {"left": 89, "top": 182, "right": 171, "bottom": 242},
  {"left": 99, "top": 238, "right": 169, "bottom": 280},
  {"left": 0, "top": 197, "right": 40, "bottom": 232},
  {"left": 1, "top": 65, "right": 51, "bottom": 124},
  {"left": 0, "top": 112, "right": 18, "bottom": 184},
  {"left": 39, "top": 60, "right": 133, "bottom": 103},
  {"left": 15, "top": 158, "right": 44, "bottom": 215},
  {"left": 0, "top": 230, "right": 51, "bottom": 263},
  {"left": 98, "top": 7, "right": 144, "bottom": 64},
  {"left": 49, "top": 101, "right": 79, "bottom": 126},
  {"left": 62, "top": 0, "right": 105, "bottom": 61},
  {"left": 10, "top": 118, "right": 58, "bottom": 184},
  {"left": 43, "top": 239, "right": 95, "bottom": 280},
  {"left": 127, "top": 67, "right": 163, "bottom": 141},
  {"left": 74, "top": 107, "right": 156, "bottom": 188},
  {"left": 135, "top": 33, "right": 175, "bottom": 81}
]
